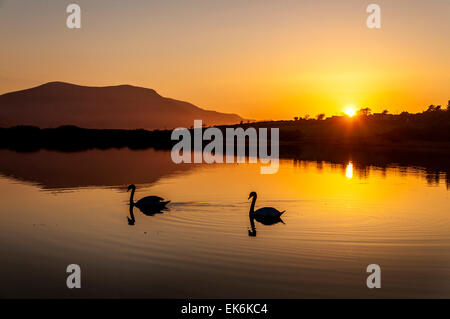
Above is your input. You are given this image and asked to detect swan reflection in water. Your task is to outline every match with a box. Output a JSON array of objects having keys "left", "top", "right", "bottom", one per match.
[
  {"left": 247, "top": 191, "right": 285, "bottom": 237},
  {"left": 127, "top": 204, "right": 169, "bottom": 225},
  {"left": 126, "top": 184, "right": 170, "bottom": 225}
]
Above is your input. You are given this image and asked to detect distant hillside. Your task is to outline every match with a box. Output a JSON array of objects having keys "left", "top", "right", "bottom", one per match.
[{"left": 0, "top": 82, "right": 243, "bottom": 129}]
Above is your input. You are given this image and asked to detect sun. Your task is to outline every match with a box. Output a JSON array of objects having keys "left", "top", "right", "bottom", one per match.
[{"left": 344, "top": 106, "right": 356, "bottom": 117}]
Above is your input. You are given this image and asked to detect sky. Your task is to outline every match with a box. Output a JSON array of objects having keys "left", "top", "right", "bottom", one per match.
[{"left": 0, "top": 0, "right": 449, "bottom": 120}]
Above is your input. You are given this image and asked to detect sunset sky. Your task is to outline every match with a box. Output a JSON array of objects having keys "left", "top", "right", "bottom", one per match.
[{"left": 0, "top": 0, "right": 448, "bottom": 120}]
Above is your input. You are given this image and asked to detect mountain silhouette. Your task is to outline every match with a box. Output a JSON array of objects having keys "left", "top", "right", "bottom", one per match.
[{"left": 0, "top": 82, "right": 243, "bottom": 129}]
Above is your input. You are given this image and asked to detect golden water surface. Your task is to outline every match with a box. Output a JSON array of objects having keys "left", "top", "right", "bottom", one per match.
[{"left": 0, "top": 149, "right": 449, "bottom": 298}]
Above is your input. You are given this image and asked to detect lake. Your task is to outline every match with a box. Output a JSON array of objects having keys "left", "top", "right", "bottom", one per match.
[{"left": 0, "top": 148, "right": 449, "bottom": 298}]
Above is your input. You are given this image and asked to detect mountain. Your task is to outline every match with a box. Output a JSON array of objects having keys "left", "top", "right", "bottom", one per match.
[{"left": 0, "top": 82, "right": 243, "bottom": 129}]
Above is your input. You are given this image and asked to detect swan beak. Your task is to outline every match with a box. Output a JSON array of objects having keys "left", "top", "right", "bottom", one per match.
[{"left": 248, "top": 194, "right": 251, "bottom": 199}]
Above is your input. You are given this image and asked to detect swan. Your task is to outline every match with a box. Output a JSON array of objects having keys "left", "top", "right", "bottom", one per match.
[
  {"left": 128, "top": 184, "right": 170, "bottom": 210},
  {"left": 248, "top": 191, "right": 285, "bottom": 219},
  {"left": 247, "top": 192, "right": 285, "bottom": 237}
]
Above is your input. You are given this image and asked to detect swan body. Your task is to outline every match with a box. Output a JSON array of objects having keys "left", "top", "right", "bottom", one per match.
[
  {"left": 128, "top": 184, "right": 170, "bottom": 210},
  {"left": 135, "top": 196, "right": 169, "bottom": 207},
  {"left": 254, "top": 207, "right": 285, "bottom": 218}
]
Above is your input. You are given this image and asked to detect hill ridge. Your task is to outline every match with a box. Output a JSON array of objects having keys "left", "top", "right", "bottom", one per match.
[{"left": 0, "top": 82, "right": 243, "bottom": 130}]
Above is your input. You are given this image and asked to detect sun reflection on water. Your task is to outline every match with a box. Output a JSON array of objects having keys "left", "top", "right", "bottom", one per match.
[{"left": 345, "top": 161, "right": 353, "bottom": 179}]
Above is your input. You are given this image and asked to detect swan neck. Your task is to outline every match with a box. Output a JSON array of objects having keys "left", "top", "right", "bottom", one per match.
[
  {"left": 129, "top": 187, "right": 135, "bottom": 204},
  {"left": 249, "top": 195, "right": 257, "bottom": 215}
]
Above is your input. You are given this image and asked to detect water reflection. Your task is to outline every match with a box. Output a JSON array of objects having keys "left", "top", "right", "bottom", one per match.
[
  {"left": 0, "top": 148, "right": 448, "bottom": 190},
  {"left": 0, "top": 148, "right": 449, "bottom": 298},
  {"left": 345, "top": 161, "right": 353, "bottom": 179},
  {"left": 248, "top": 216, "right": 257, "bottom": 237},
  {"left": 127, "top": 203, "right": 167, "bottom": 225},
  {"left": 248, "top": 214, "right": 285, "bottom": 237},
  {"left": 127, "top": 204, "right": 136, "bottom": 225},
  {"left": 0, "top": 149, "right": 194, "bottom": 189}
]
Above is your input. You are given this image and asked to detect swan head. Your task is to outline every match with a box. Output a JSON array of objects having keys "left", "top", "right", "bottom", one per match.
[
  {"left": 127, "top": 184, "right": 136, "bottom": 192},
  {"left": 248, "top": 191, "right": 257, "bottom": 199}
]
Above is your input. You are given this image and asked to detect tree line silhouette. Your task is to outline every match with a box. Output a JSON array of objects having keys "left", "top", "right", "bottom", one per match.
[{"left": 0, "top": 103, "right": 449, "bottom": 152}]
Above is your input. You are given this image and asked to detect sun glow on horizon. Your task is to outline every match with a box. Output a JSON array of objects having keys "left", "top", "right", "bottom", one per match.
[
  {"left": 0, "top": 1, "right": 448, "bottom": 120},
  {"left": 344, "top": 106, "right": 356, "bottom": 117}
]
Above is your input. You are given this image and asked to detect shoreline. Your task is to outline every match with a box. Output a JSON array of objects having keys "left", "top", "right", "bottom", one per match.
[{"left": 1, "top": 125, "right": 449, "bottom": 153}]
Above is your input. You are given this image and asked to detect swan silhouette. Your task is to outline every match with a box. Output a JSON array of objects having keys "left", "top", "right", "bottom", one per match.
[
  {"left": 247, "top": 192, "right": 285, "bottom": 236},
  {"left": 248, "top": 191, "right": 285, "bottom": 219},
  {"left": 128, "top": 184, "right": 170, "bottom": 211}
]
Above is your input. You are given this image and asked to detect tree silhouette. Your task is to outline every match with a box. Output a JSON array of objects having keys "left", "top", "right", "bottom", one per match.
[
  {"left": 316, "top": 113, "right": 325, "bottom": 120},
  {"left": 426, "top": 105, "right": 436, "bottom": 112},
  {"left": 358, "top": 107, "right": 371, "bottom": 116}
]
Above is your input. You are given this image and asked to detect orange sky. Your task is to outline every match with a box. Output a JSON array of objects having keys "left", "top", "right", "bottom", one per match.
[{"left": 0, "top": 0, "right": 448, "bottom": 120}]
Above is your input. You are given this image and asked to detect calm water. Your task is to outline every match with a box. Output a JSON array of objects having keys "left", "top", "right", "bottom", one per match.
[{"left": 0, "top": 148, "right": 449, "bottom": 298}]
